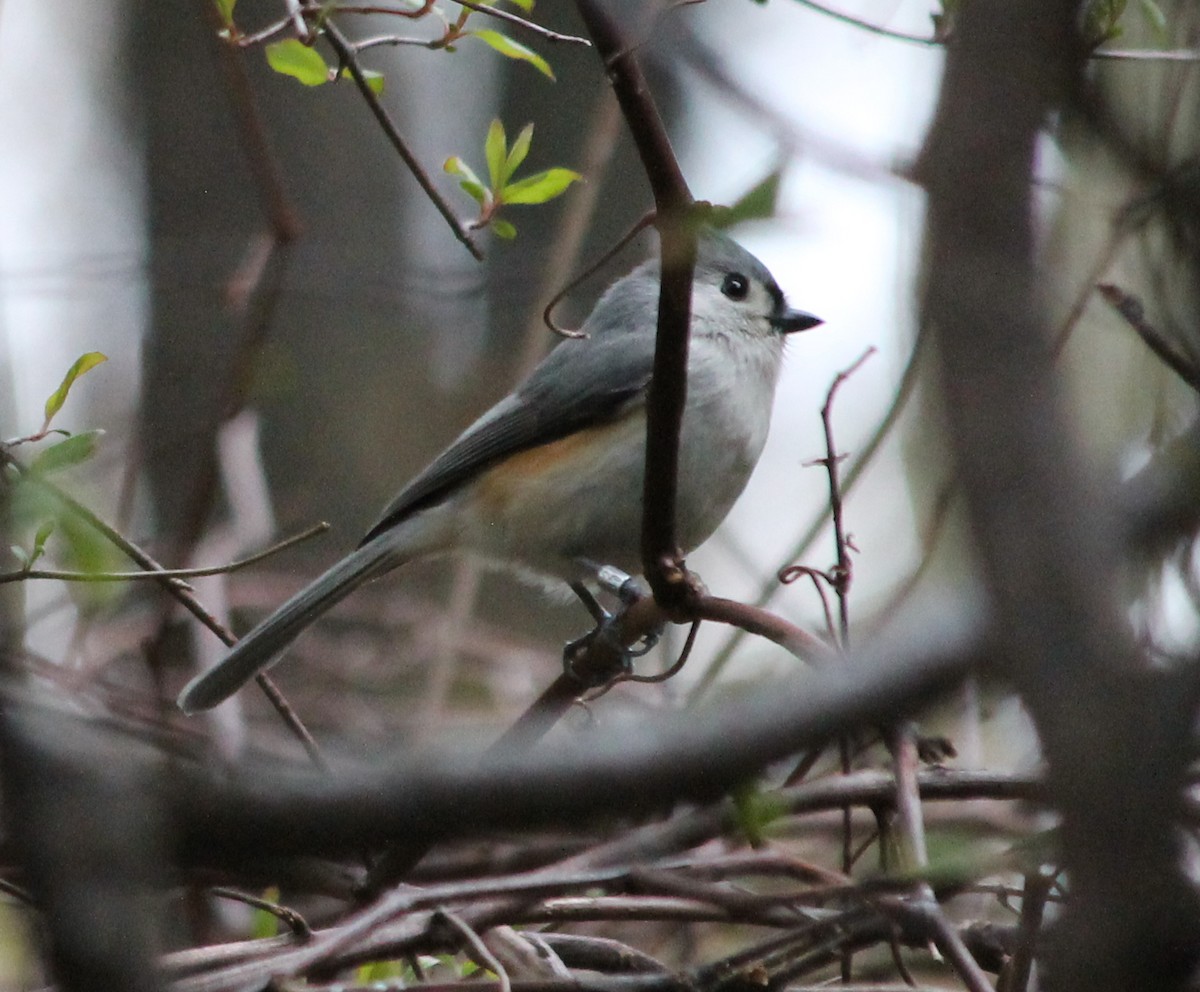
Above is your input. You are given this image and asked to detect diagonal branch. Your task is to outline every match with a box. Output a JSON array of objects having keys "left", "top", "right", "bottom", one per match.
[{"left": 321, "top": 19, "right": 484, "bottom": 260}]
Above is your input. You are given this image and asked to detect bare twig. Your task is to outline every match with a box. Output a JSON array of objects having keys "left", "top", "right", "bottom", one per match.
[
  {"left": 690, "top": 331, "right": 924, "bottom": 702},
  {"left": 796, "top": 0, "right": 1200, "bottom": 63},
  {"left": 541, "top": 213, "right": 656, "bottom": 340},
  {"left": 817, "top": 346, "right": 875, "bottom": 646},
  {"left": 210, "top": 886, "right": 313, "bottom": 939},
  {"left": 1093, "top": 47, "right": 1200, "bottom": 61},
  {"left": 0, "top": 522, "right": 329, "bottom": 585},
  {"left": 1097, "top": 282, "right": 1200, "bottom": 394},
  {"left": 1049, "top": 214, "right": 1128, "bottom": 356},
  {"left": 793, "top": 0, "right": 937, "bottom": 46},
  {"left": 451, "top": 0, "right": 590, "bottom": 45},
  {"left": 321, "top": 20, "right": 484, "bottom": 260},
  {"left": 437, "top": 909, "right": 512, "bottom": 992},
  {"left": 351, "top": 33, "right": 441, "bottom": 50}
]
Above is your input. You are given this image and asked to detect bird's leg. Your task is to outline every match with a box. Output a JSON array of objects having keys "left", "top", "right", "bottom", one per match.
[
  {"left": 561, "top": 562, "right": 663, "bottom": 686},
  {"left": 578, "top": 558, "right": 650, "bottom": 606},
  {"left": 568, "top": 580, "right": 608, "bottom": 624}
]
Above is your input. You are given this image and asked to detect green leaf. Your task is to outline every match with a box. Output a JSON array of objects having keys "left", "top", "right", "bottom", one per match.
[
  {"left": 265, "top": 39, "right": 330, "bottom": 86},
  {"left": 357, "top": 960, "right": 407, "bottom": 983},
  {"left": 32, "top": 521, "right": 54, "bottom": 562},
  {"left": 458, "top": 180, "right": 489, "bottom": 205},
  {"left": 340, "top": 66, "right": 385, "bottom": 93},
  {"left": 505, "top": 0, "right": 534, "bottom": 11},
  {"left": 213, "top": 0, "right": 237, "bottom": 27},
  {"left": 484, "top": 119, "right": 507, "bottom": 190},
  {"left": 251, "top": 887, "right": 282, "bottom": 940},
  {"left": 43, "top": 352, "right": 107, "bottom": 429},
  {"left": 444, "top": 155, "right": 482, "bottom": 188},
  {"left": 471, "top": 29, "right": 554, "bottom": 80},
  {"left": 1137, "top": 0, "right": 1167, "bottom": 40},
  {"left": 11, "top": 515, "right": 56, "bottom": 571},
  {"left": 714, "top": 170, "right": 782, "bottom": 228},
  {"left": 31, "top": 430, "right": 104, "bottom": 475},
  {"left": 57, "top": 508, "right": 124, "bottom": 608},
  {"left": 730, "top": 783, "right": 784, "bottom": 848},
  {"left": 500, "top": 167, "right": 580, "bottom": 205},
  {"left": 504, "top": 123, "right": 534, "bottom": 184},
  {"left": 491, "top": 218, "right": 517, "bottom": 239},
  {"left": 1083, "top": 0, "right": 1127, "bottom": 45}
]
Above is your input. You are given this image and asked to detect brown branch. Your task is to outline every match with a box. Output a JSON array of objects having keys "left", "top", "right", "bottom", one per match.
[
  {"left": 915, "top": 1, "right": 1200, "bottom": 989},
  {"left": 573, "top": 0, "right": 698, "bottom": 611},
  {"left": 167, "top": 616, "right": 980, "bottom": 871}
]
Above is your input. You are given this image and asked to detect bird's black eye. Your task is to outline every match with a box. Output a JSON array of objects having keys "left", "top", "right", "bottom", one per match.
[{"left": 721, "top": 272, "right": 750, "bottom": 301}]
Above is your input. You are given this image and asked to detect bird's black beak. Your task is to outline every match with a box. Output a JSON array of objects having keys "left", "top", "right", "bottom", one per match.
[{"left": 771, "top": 308, "right": 824, "bottom": 334}]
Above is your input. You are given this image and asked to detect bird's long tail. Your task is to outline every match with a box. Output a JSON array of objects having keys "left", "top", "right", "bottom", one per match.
[{"left": 178, "top": 537, "right": 405, "bottom": 714}]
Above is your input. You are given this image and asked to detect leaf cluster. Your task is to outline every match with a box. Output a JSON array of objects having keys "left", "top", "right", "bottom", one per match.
[
  {"left": 445, "top": 119, "right": 581, "bottom": 239},
  {"left": 3, "top": 353, "right": 118, "bottom": 592}
]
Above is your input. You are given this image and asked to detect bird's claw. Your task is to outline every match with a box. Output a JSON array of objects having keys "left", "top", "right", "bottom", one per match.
[{"left": 562, "top": 615, "right": 634, "bottom": 688}]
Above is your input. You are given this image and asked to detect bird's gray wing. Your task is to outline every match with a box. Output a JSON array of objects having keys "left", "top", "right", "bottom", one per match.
[{"left": 359, "top": 332, "right": 654, "bottom": 545}]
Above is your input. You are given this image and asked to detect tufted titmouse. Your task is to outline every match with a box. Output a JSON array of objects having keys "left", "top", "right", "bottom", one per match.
[{"left": 177, "top": 229, "right": 821, "bottom": 713}]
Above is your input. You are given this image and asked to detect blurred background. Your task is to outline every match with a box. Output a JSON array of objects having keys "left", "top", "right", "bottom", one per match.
[{"left": 0, "top": 0, "right": 1194, "bottom": 773}]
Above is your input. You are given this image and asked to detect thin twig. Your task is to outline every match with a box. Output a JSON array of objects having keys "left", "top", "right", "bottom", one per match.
[
  {"left": 690, "top": 332, "right": 918, "bottom": 702},
  {"left": 437, "top": 909, "right": 512, "bottom": 992},
  {"left": 779, "top": 564, "right": 839, "bottom": 644},
  {"left": 541, "top": 213, "right": 656, "bottom": 340},
  {"left": 235, "top": 16, "right": 296, "bottom": 47},
  {"left": 517, "top": 87, "right": 622, "bottom": 367},
  {"left": 796, "top": 0, "right": 1200, "bottom": 63},
  {"left": 325, "top": 1, "right": 436, "bottom": 17},
  {"left": 321, "top": 20, "right": 483, "bottom": 260},
  {"left": 793, "top": 0, "right": 938, "bottom": 46},
  {"left": 351, "top": 33, "right": 440, "bottom": 51},
  {"left": 887, "top": 721, "right": 929, "bottom": 872},
  {"left": 285, "top": 0, "right": 311, "bottom": 42},
  {"left": 210, "top": 886, "right": 313, "bottom": 939},
  {"left": 0, "top": 522, "right": 329, "bottom": 585},
  {"left": 1005, "top": 869, "right": 1054, "bottom": 992},
  {"left": 450, "top": 0, "right": 590, "bottom": 45},
  {"left": 818, "top": 346, "right": 876, "bottom": 647},
  {"left": 1092, "top": 47, "right": 1200, "bottom": 61},
  {"left": 1050, "top": 218, "right": 1128, "bottom": 356},
  {"left": 813, "top": 346, "right": 876, "bottom": 982},
  {"left": 1097, "top": 282, "right": 1200, "bottom": 394}
]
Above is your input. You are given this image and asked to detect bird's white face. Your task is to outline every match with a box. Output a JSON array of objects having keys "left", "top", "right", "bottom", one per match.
[{"left": 692, "top": 266, "right": 789, "bottom": 345}]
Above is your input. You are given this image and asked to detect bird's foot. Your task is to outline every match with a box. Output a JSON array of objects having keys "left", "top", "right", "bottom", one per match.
[{"left": 562, "top": 615, "right": 634, "bottom": 688}]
